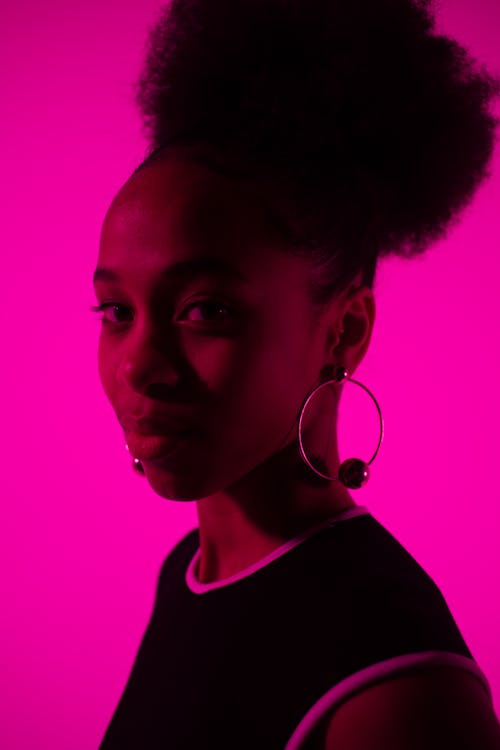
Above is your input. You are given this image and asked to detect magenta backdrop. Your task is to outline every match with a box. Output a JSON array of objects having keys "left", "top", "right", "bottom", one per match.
[{"left": 1, "top": 1, "right": 499, "bottom": 747}]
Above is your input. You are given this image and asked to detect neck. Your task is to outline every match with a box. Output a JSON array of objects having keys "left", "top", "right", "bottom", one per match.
[{"left": 195, "top": 438, "right": 356, "bottom": 583}]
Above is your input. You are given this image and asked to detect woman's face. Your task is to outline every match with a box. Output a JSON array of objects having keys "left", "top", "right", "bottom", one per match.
[{"left": 94, "top": 150, "right": 340, "bottom": 501}]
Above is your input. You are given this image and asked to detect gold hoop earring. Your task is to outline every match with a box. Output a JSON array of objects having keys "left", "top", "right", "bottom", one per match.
[{"left": 297, "top": 364, "right": 384, "bottom": 489}]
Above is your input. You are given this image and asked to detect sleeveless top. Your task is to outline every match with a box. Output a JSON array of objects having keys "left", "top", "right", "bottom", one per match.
[{"left": 98, "top": 505, "right": 493, "bottom": 749}]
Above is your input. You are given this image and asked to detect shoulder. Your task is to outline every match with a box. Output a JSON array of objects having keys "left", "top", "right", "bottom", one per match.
[
  {"left": 308, "top": 666, "right": 500, "bottom": 750},
  {"left": 312, "top": 518, "right": 473, "bottom": 663},
  {"left": 326, "top": 516, "right": 475, "bottom": 659}
]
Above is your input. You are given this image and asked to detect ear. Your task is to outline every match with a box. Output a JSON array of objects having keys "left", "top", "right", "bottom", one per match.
[{"left": 331, "top": 284, "right": 376, "bottom": 377}]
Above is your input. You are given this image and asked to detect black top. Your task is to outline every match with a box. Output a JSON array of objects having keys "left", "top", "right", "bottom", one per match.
[{"left": 98, "top": 508, "right": 488, "bottom": 749}]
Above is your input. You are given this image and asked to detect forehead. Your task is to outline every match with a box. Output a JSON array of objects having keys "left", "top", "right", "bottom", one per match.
[{"left": 99, "top": 151, "right": 290, "bottom": 275}]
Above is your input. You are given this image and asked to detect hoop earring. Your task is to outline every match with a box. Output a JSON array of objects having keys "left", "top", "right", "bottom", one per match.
[
  {"left": 125, "top": 443, "right": 146, "bottom": 475},
  {"left": 297, "top": 364, "right": 384, "bottom": 489}
]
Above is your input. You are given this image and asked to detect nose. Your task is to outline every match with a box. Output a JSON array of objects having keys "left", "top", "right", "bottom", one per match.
[{"left": 117, "top": 324, "right": 182, "bottom": 395}]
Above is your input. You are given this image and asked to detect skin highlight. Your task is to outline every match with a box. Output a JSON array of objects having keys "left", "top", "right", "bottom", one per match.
[{"left": 95, "top": 147, "right": 376, "bottom": 583}]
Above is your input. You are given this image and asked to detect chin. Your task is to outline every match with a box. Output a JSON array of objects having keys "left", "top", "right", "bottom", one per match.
[
  {"left": 140, "top": 460, "right": 223, "bottom": 502},
  {"left": 141, "top": 467, "right": 202, "bottom": 502}
]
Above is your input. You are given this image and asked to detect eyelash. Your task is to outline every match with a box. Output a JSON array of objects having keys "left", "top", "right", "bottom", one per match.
[{"left": 89, "top": 299, "right": 233, "bottom": 326}]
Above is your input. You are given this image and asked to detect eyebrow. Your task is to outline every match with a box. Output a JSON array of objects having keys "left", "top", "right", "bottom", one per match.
[{"left": 93, "top": 257, "right": 248, "bottom": 286}]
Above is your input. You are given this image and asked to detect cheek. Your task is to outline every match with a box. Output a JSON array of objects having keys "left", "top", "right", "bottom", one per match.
[
  {"left": 97, "top": 332, "right": 117, "bottom": 405},
  {"left": 209, "top": 338, "right": 310, "bottom": 450},
  {"left": 182, "top": 336, "right": 236, "bottom": 389}
]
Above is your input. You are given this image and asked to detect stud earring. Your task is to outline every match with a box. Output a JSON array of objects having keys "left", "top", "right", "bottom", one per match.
[{"left": 125, "top": 443, "right": 146, "bottom": 475}]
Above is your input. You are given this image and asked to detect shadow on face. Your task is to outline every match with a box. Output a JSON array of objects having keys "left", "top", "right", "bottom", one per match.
[{"left": 94, "top": 148, "right": 347, "bottom": 503}]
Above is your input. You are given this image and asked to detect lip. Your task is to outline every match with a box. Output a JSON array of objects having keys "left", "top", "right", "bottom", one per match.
[
  {"left": 120, "top": 416, "right": 195, "bottom": 435},
  {"left": 125, "top": 430, "right": 192, "bottom": 462}
]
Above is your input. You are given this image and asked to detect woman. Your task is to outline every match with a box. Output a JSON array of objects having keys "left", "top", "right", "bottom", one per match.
[{"left": 93, "top": 0, "right": 500, "bottom": 747}]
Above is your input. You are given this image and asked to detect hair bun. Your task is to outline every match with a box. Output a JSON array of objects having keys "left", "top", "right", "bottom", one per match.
[{"left": 135, "top": 0, "right": 500, "bottom": 298}]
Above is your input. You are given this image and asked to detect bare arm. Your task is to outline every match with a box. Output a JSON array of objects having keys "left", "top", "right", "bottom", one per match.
[{"left": 307, "top": 666, "right": 500, "bottom": 750}]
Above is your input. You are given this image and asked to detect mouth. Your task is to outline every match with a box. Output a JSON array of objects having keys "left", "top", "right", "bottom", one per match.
[{"left": 125, "top": 430, "right": 192, "bottom": 462}]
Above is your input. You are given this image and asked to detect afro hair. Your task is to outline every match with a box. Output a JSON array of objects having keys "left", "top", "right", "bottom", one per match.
[{"left": 134, "top": 0, "right": 500, "bottom": 301}]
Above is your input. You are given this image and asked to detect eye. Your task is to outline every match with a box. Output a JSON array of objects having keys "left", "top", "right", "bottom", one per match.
[
  {"left": 178, "top": 299, "right": 232, "bottom": 324},
  {"left": 90, "top": 299, "right": 233, "bottom": 325},
  {"left": 89, "top": 302, "right": 133, "bottom": 325}
]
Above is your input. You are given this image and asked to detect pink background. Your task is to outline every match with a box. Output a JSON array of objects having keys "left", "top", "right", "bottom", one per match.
[{"left": 1, "top": 1, "right": 499, "bottom": 747}]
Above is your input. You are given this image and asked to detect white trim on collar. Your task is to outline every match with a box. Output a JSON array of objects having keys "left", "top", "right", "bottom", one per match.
[{"left": 185, "top": 505, "right": 371, "bottom": 595}]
